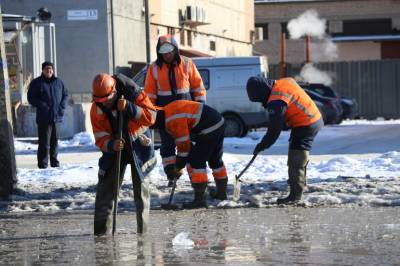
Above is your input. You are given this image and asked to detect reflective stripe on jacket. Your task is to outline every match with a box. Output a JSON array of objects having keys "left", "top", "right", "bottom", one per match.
[
  {"left": 90, "top": 91, "right": 157, "bottom": 152},
  {"left": 163, "top": 100, "right": 224, "bottom": 158},
  {"left": 144, "top": 56, "right": 206, "bottom": 106},
  {"left": 268, "top": 78, "right": 321, "bottom": 128}
]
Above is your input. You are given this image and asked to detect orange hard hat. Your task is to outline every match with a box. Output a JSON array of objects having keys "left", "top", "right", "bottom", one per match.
[{"left": 92, "top": 73, "right": 116, "bottom": 103}]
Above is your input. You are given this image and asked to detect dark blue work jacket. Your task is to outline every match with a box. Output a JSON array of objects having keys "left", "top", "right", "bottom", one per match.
[{"left": 28, "top": 75, "right": 68, "bottom": 124}]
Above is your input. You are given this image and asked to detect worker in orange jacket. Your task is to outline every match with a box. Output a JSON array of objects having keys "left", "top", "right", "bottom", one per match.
[
  {"left": 144, "top": 34, "right": 206, "bottom": 186},
  {"left": 153, "top": 100, "right": 228, "bottom": 209},
  {"left": 246, "top": 77, "right": 323, "bottom": 204},
  {"left": 90, "top": 73, "right": 157, "bottom": 235}
]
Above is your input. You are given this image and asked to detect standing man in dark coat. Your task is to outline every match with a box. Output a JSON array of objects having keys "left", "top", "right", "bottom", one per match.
[{"left": 28, "top": 61, "right": 68, "bottom": 168}]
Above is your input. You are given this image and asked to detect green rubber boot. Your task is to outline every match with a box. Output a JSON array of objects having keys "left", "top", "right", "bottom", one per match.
[
  {"left": 277, "top": 149, "right": 309, "bottom": 205},
  {"left": 182, "top": 183, "right": 208, "bottom": 209},
  {"left": 210, "top": 178, "right": 228, "bottom": 200}
]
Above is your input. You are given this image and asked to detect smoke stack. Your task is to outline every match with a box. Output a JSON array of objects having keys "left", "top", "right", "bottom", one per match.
[
  {"left": 305, "top": 35, "right": 311, "bottom": 63},
  {"left": 280, "top": 32, "right": 286, "bottom": 78}
]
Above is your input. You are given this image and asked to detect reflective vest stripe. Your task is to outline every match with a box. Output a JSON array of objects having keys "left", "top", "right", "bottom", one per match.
[
  {"left": 270, "top": 91, "right": 314, "bottom": 118},
  {"left": 128, "top": 126, "right": 148, "bottom": 141},
  {"left": 162, "top": 155, "right": 176, "bottom": 167},
  {"left": 177, "top": 151, "right": 189, "bottom": 157},
  {"left": 194, "top": 95, "right": 206, "bottom": 102},
  {"left": 141, "top": 156, "right": 156, "bottom": 174},
  {"left": 191, "top": 167, "right": 208, "bottom": 183},
  {"left": 94, "top": 131, "right": 110, "bottom": 138},
  {"left": 176, "top": 135, "right": 190, "bottom": 143},
  {"left": 152, "top": 57, "right": 190, "bottom": 95},
  {"left": 146, "top": 93, "right": 157, "bottom": 99},
  {"left": 212, "top": 165, "right": 227, "bottom": 179},
  {"left": 192, "top": 168, "right": 207, "bottom": 174},
  {"left": 199, "top": 118, "right": 224, "bottom": 135},
  {"left": 165, "top": 112, "right": 201, "bottom": 124},
  {"left": 96, "top": 106, "right": 103, "bottom": 115},
  {"left": 157, "top": 88, "right": 190, "bottom": 96},
  {"left": 152, "top": 63, "right": 161, "bottom": 91},
  {"left": 191, "top": 87, "right": 204, "bottom": 93},
  {"left": 193, "top": 104, "right": 203, "bottom": 127},
  {"left": 184, "top": 57, "right": 190, "bottom": 80},
  {"left": 134, "top": 106, "right": 143, "bottom": 120}
]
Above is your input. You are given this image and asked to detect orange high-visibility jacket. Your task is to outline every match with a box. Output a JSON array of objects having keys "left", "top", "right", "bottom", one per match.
[
  {"left": 268, "top": 78, "right": 321, "bottom": 128},
  {"left": 90, "top": 91, "right": 157, "bottom": 152},
  {"left": 163, "top": 100, "right": 224, "bottom": 159},
  {"left": 144, "top": 55, "right": 206, "bottom": 106}
]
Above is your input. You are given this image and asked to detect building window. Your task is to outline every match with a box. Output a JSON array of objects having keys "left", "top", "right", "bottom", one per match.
[
  {"left": 198, "top": 69, "right": 209, "bottom": 90},
  {"left": 340, "top": 19, "right": 392, "bottom": 36},
  {"left": 180, "top": 30, "right": 185, "bottom": 45},
  {"left": 187, "top": 30, "right": 192, "bottom": 46},
  {"left": 210, "top": 41, "right": 216, "bottom": 51},
  {"left": 255, "top": 23, "right": 268, "bottom": 40},
  {"left": 167, "top": 27, "right": 175, "bottom": 35},
  {"left": 281, "top": 22, "right": 289, "bottom": 39}
]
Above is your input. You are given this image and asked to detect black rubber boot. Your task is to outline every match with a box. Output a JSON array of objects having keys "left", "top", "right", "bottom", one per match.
[
  {"left": 276, "top": 185, "right": 303, "bottom": 204},
  {"left": 210, "top": 179, "right": 228, "bottom": 200},
  {"left": 182, "top": 183, "right": 208, "bottom": 209},
  {"left": 94, "top": 219, "right": 111, "bottom": 236},
  {"left": 277, "top": 149, "right": 309, "bottom": 205}
]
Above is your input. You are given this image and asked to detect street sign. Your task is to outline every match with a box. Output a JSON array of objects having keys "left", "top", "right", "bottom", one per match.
[{"left": 67, "top": 9, "right": 98, "bottom": 21}]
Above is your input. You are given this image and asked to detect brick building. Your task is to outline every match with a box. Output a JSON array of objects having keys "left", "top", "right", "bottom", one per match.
[{"left": 254, "top": 0, "right": 400, "bottom": 64}]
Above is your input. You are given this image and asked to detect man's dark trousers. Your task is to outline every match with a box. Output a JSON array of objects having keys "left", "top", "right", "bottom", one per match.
[{"left": 37, "top": 122, "right": 59, "bottom": 168}]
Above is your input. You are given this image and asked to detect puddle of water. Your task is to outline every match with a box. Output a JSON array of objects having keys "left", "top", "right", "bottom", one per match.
[{"left": 0, "top": 207, "right": 399, "bottom": 265}]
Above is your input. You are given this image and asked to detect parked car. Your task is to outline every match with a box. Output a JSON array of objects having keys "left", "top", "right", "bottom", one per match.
[
  {"left": 340, "top": 96, "right": 359, "bottom": 120},
  {"left": 301, "top": 83, "right": 358, "bottom": 120},
  {"left": 300, "top": 84, "right": 343, "bottom": 125},
  {"left": 133, "top": 56, "right": 269, "bottom": 137}
]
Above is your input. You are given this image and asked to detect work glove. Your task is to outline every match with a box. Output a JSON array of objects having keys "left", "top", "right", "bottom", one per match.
[
  {"left": 138, "top": 134, "right": 152, "bottom": 146},
  {"left": 166, "top": 166, "right": 183, "bottom": 180},
  {"left": 175, "top": 156, "right": 187, "bottom": 170},
  {"left": 117, "top": 98, "right": 127, "bottom": 111},
  {"left": 253, "top": 139, "right": 269, "bottom": 155},
  {"left": 112, "top": 139, "right": 125, "bottom": 151}
]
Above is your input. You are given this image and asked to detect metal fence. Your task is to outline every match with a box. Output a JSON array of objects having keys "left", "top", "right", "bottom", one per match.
[{"left": 269, "top": 59, "right": 400, "bottom": 119}]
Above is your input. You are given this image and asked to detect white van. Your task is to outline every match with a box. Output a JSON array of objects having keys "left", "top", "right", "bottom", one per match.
[{"left": 133, "top": 56, "right": 269, "bottom": 137}]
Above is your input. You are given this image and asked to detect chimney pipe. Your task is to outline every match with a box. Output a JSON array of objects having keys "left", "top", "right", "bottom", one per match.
[
  {"left": 279, "top": 32, "right": 286, "bottom": 78},
  {"left": 305, "top": 35, "right": 311, "bottom": 64}
]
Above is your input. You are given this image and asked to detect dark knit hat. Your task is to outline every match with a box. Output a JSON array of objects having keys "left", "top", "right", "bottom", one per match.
[
  {"left": 42, "top": 61, "right": 54, "bottom": 70},
  {"left": 246, "top": 76, "right": 275, "bottom": 103}
]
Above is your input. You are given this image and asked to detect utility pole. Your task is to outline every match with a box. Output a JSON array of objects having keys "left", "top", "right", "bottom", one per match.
[
  {"left": 0, "top": 7, "right": 17, "bottom": 199},
  {"left": 144, "top": 0, "right": 151, "bottom": 64}
]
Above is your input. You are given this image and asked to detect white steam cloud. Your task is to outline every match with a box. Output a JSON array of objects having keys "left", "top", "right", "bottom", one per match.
[
  {"left": 288, "top": 10, "right": 338, "bottom": 84},
  {"left": 296, "top": 63, "right": 333, "bottom": 86},
  {"left": 311, "top": 40, "right": 338, "bottom": 61},
  {"left": 287, "top": 9, "right": 326, "bottom": 39}
]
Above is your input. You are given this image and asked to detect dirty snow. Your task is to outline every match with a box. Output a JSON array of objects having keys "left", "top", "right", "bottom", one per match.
[{"left": 3, "top": 119, "right": 400, "bottom": 212}]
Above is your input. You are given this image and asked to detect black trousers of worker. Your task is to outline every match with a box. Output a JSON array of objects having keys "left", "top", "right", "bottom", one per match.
[
  {"left": 189, "top": 125, "right": 225, "bottom": 177},
  {"left": 94, "top": 152, "right": 144, "bottom": 235},
  {"left": 37, "top": 122, "right": 59, "bottom": 168}
]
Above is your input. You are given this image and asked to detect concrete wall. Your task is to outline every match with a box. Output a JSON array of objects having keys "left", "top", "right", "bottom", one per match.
[
  {"left": 110, "top": 0, "right": 148, "bottom": 73},
  {"left": 14, "top": 103, "right": 93, "bottom": 138},
  {"left": 2, "top": 0, "right": 110, "bottom": 100},
  {"left": 254, "top": 0, "right": 400, "bottom": 64}
]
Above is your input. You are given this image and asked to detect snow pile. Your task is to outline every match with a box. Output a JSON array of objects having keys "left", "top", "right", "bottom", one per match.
[
  {"left": 14, "top": 132, "right": 96, "bottom": 154},
  {"left": 3, "top": 120, "right": 400, "bottom": 212},
  {"left": 172, "top": 232, "right": 194, "bottom": 248}
]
